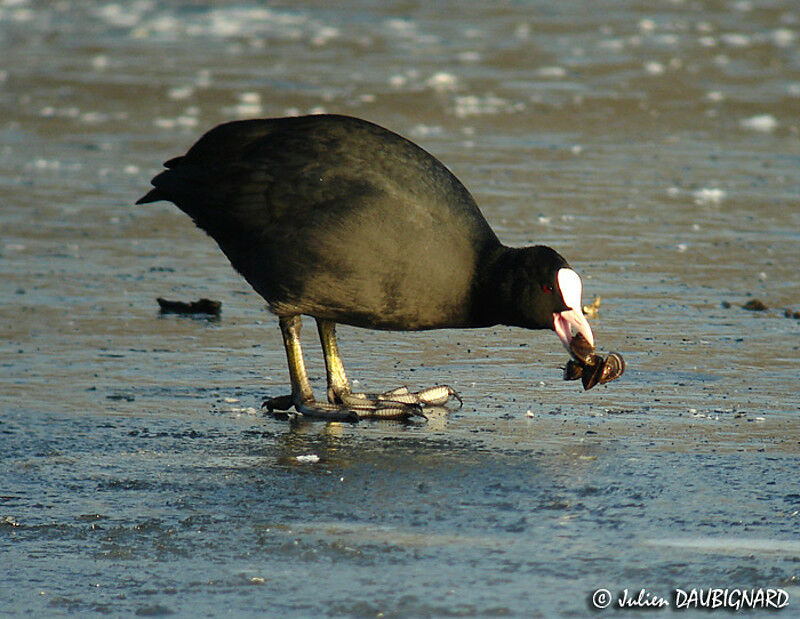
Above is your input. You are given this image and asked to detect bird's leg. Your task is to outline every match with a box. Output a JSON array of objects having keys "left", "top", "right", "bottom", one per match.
[
  {"left": 315, "top": 318, "right": 351, "bottom": 405},
  {"left": 316, "top": 319, "right": 421, "bottom": 419},
  {"left": 316, "top": 319, "right": 462, "bottom": 415},
  {"left": 263, "top": 315, "right": 359, "bottom": 422}
]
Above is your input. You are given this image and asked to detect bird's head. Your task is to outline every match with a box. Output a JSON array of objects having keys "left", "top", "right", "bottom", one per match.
[
  {"left": 500, "top": 246, "right": 594, "bottom": 352},
  {"left": 549, "top": 266, "right": 594, "bottom": 353}
]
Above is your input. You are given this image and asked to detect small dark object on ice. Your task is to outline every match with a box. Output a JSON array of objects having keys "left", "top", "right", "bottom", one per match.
[
  {"left": 562, "top": 333, "right": 625, "bottom": 390},
  {"left": 783, "top": 309, "right": 800, "bottom": 320},
  {"left": 157, "top": 297, "right": 222, "bottom": 315},
  {"left": 742, "top": 298, "right": 768, "bottom": 311}
]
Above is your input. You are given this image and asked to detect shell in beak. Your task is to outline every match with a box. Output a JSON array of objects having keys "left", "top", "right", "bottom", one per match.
[{"left": 554, "top": 307, "right": 594, "bottom": 354}]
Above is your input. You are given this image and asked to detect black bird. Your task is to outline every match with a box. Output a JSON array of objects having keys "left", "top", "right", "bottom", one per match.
[{"left": 138, "top": 114, "right": 594, "bottom": 421}]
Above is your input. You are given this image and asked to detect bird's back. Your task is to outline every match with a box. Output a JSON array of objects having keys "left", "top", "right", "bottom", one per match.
[{"left": 139, "top": 114, "right": 500, "bottom": 330}]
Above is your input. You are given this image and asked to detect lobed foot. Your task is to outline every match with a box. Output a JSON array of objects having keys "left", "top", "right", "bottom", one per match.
[
  {"left": 262, "top": 394, "right": 294, "bottom": 412},
  {"left": 338, "top": 385, "right": 462, "bottom": 409},
  {"left": 261, "top": 393, "right": 425, "bottom": 421}
]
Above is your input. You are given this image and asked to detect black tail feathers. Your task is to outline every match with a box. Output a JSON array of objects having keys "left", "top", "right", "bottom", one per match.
[{"left": 135, "top": 189, "right": 163, "bottom": 205}]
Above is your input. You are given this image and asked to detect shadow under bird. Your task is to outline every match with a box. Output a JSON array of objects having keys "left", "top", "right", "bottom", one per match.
[{"left": 138, "top": 114, "right": 618, "bottom": 421}]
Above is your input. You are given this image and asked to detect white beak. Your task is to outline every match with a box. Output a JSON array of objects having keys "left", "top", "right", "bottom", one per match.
[
  {"left": 554, "top": 308, "right": 594, "bottom": 352},
  {"left": 553, "top": 267, "right": 595, "bottom": 352}
]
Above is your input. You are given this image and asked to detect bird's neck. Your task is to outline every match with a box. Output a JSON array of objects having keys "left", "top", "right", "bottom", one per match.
[{"left": 469, "top": 245, "right": 532, "bottom": 328}]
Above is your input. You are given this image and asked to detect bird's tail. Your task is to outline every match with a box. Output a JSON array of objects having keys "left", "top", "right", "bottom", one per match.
[{"left": 135, "top": 189, "right": 163, "bottom": 204}]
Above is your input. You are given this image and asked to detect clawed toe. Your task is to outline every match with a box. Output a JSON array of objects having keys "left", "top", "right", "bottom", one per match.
[
  {"left": 261, "top": 394, "right": 294, "bottom": 412},
  {"left": 262, "top": 395, "right": 360, "bottom": 422},
  {"left": 261, "top": 395, "right": 422, "bottom": 422},
  {"left": 265, "top": 318, "right": 463, "bottom": 424},
  {"left": 340, "top": 384, "right": 461, "bottom": 410},
  {"left": 262, "top": 385, "right": 460, "bottom": 420},
  {"left": 415, "top": 385, "right": 462, "bottom": 408},
  {"left": 294, "top": 399, "right": 361, "bottom": 422},
  {"left": 350, "top": 399, "right": 426, "bottom": 420}
]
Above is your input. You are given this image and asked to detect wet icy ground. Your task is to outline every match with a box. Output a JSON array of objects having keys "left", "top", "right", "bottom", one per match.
[{"left": 2, "top": 1, "right": 799, "bottom": 616}]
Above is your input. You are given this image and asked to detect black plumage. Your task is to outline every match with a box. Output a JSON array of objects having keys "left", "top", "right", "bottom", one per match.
[{"left": 138, "top": 114, "right": 593, "bottom": 420}]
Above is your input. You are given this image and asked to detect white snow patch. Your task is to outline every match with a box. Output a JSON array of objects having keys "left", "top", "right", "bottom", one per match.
[
  {"left": 91, "top": 55, "right": 110, "bottom": 70},
  {"left": 168, "top": 86, "right": 194, "bottom": 100},
  {"left": 458, "top": 51, "right": 481, "bottom": 63},
  {"left": 740, "top": 114, "right": 778, "bottom": 132},
  {"left": 514, "top": 23, "right": 530, "bottom": 39},
  {"left": 409, "top": 124, "right": 443, "bottom": 137},
  {"left": 454, "top": 94, "right": 523, "bottom": 118},
  {"left": 693, "top": 188, "right": 726, "bottom": 205},
  {"left": 644, "top": 61, "right": 664, "bottom": 75},
  {"left": 537, "top": 66, "right": 566, "bottom": 78},
  {"left": 771, "top": 28, "right": 796, "bottom": 47},
  {"left": 721, "top": 33, "right": 751, "bottom": 48},
  {"left": 639, "top": 18, "right": 656, "bottom": 33},
  {"left": 426, "top": 72, "right": 458, "bottom": 92}
]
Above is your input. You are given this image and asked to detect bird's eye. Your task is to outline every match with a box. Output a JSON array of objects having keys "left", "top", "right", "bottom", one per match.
[{"left": 542, "top": 284, "right": 553, "bottom": 294}]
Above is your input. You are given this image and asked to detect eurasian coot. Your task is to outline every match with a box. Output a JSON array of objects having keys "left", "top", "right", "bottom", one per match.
[{"left": 138, "top": 114, "right": 594, "bottom": 421}]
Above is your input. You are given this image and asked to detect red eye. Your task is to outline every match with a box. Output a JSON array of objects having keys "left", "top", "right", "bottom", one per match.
[{"left": 542, "top": 284, "right": 553, "bottom": 294}]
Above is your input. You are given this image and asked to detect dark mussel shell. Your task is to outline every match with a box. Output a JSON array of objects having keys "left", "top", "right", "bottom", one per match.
[
  {"left": 598, "top": 352, "right": 625, "bottom": 384},
  {"left": 563, "top": 359, "right": 584, "bottom": 381},
  {"left": 562, "top": 351, "right": 626, "bottom": 390},
  {"left": 581, "top": 352, "right": 626, "bottom": 390},
  {"left": 569, "top": 332, "right": 595, "bottom": 364},
  {"left": 580, "top": 356, "right": 605, "bottom": 390}
]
